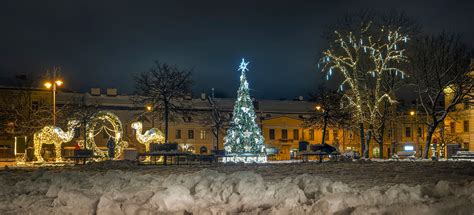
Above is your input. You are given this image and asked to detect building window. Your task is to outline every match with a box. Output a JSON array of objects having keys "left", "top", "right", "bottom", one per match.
[
  {"left": 333, "top": 129, "right": 338, "bottom": 141},
  {"left": 188, "top": 130, "right": 194, "bottom": 139},
  {"left": 200, "top": 130, "right": 206, "bottom": 139},
  {"left": 464, "top": 121, "right": 469, "bottom": 132},
  {"left": 282, "top": 129, "right": 288, "bottom": 140},
  {"left": 450, "top": 122, "right": 456, "bottom": 134},
  {"left": 269, "top": 129, "right": 275, "bottom": 140},
  {"left": 309, "top": 129, "right": 314, "bottom": 140},
  {"left": 293, "top": 129, "right": 299, "bottom": 140},
  {"left": 405, "top": 127, "right": 411, "bottom": 137},
  {"left": 175, "top": 129, "right": 181, "bottom": 139},
  {"left": 417, "top": 127, "right": 422, "bottom": 137},
  {"left": 388, "top": 129, "right": 392, "bottom": 138},
  {"left": 31, "top": 101, "right": 39, "bottom": 111}
]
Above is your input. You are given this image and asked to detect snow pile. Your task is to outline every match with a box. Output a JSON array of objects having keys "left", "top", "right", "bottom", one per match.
[{"left": 0, "top": 169, "right": 473, "bottom": 214}]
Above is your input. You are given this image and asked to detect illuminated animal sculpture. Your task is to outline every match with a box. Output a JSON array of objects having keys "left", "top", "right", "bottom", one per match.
[
  {"left": 131, "top": 121, "right": 165, "bottom": 161},
  {"left": 34, "top": 120, "right": 79, "bottom": 162}
]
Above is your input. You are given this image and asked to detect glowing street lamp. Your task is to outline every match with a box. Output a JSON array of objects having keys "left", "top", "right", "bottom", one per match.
[
  {"left": 409, "top": 110, "right": 415, "bottom": 116},
  {"left": 145, "top": 105, "right": 155, "bottom": 127},
  {"left": 146, "top": 105, "right": 152, "bottom": 112},
  {"left": 44, "top": 67, "right": 63, "bottom": 126},
  {"left": 315, "top": 105, "right": 322, "bottom": 111}
]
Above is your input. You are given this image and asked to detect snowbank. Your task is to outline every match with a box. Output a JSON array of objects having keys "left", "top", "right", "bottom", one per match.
[{"left": 0, "top": 168, "right": 473, "bottom": 214}]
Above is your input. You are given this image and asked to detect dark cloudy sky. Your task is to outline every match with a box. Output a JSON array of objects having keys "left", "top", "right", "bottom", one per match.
[{"left": 0, "top": 0, "right": 473, "bottom": 99}]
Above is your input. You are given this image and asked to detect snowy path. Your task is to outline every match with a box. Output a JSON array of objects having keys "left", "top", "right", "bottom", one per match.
[{"left": 0, "top": 161, "right": 473, "bottom": 214}]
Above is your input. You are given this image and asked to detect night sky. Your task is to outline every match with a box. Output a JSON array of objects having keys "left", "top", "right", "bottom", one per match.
[{"left": 0, "top": 0, "right": 473, "bottom": 99}]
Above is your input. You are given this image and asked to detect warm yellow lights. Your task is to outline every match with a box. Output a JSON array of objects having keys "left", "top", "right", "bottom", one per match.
[
  {"left": 315, "top": 105, "right": 322, "bottom": 111},
  {"left": 44, "top": 82, "right": 52, "bottom": 89},
  {"left": 44, "top": 80, "right": 63, "bottom": 89},
  {"left": 33, "top": 120, "right": 78, "bottom": 162},
  {"left": 146, "top": 105, "right": 152, "bottom": 111},
  {"left": 410, "top": 111, "right": 416, "bottom": 116},
  {"left": 131, "top": 121, "right": 165, "bottom": 162},
  {"left": 80, "top": 111, "right": 128, "bottom": 159}
]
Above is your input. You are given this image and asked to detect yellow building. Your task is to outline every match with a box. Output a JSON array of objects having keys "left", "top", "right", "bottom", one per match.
[{"left": 1, "top": 83, "right": 473, "bottom": 161}]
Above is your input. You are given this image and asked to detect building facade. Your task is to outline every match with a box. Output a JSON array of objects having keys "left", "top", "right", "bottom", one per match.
[{"left": 0, "top": 85, "right": 471, "bottom": 161}]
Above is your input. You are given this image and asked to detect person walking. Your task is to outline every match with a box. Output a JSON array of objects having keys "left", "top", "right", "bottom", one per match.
[{"left": 107, "top": 138, "right": 115, "bottom": 160}]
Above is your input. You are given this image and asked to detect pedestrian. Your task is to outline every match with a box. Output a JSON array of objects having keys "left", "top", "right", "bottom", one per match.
[{"left": 107, "top": 138, "right": 115, "bottom": 160}]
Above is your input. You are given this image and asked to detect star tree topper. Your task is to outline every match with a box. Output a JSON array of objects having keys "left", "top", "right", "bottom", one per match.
[{"left": 238, "top": 58, "right": 249, "bottom": 73}]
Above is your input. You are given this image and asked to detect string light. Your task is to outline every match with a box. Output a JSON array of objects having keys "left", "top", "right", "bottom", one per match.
[
  {"left": 79, "top": 111, "right": 128, "bottom": 159},
  {"left": 319, "top": 25, "right": 409, "bottom": 127},
  {"left": 131, "top": 121, "right": 165, "bottom": 162},
  {"left": 34, "top": 120, "right": 79, "bottom": 162}
]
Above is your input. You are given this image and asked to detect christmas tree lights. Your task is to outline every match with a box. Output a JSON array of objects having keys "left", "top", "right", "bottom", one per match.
[{"left": 223, "top": 58, "right": 266, "bottom": 163}]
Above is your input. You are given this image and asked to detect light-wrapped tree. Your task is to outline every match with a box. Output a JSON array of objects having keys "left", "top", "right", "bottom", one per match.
[
  {"left": 320, "top": 11, "right": 411, "bottom": 158},
  {"left": 223, "top": 59, "right": 266, "bottom": 163}
]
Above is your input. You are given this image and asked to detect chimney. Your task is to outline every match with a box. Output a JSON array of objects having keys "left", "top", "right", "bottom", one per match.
[
  {"left": 106, "top": 88, "right": 117, "bottom": 96},
  {"left": 91, "top": 88, "right": 101, "bottom": 96}
]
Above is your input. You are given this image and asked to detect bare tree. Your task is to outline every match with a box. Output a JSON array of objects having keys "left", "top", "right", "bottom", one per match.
[
  {"left": 60, "top": 95, "right": 100, "bottom": 149},
  {"left": 206, "top": 95, "right": 230, "bottom": 152},
  {"left": 305, "top": 87, "right": 351, "bottom": 145},
  {"left": 408, "top": 32, "right": 473, "bottom": 159},
  {"left": 0, "top": 81, "right": 52, "bottom": 148},
  {"left": 134, "top": 61, "right": 193, "bottom": 143}
]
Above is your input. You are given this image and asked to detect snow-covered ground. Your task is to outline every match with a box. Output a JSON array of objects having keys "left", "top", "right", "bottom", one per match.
[{"left": 0, "top": 161, "right": 473, "bottom": 214}]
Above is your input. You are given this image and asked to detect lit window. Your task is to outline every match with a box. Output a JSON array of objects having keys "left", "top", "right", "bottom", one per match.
[{"left": 200, "top": 130, "right": 206, "bottom": 139}]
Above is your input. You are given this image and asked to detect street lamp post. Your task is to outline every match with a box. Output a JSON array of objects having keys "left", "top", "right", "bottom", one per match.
[
  {"left": 146, "top": 105, "right": 154, "bottom": 127},
  {"left": 409, "top": 110, "right": 420, "bottom": 157},
  {"left": 44, "top": 69, "right": 63, "bottom": 126}
]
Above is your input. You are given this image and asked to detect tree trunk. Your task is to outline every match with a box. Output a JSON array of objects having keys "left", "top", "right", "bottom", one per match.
[
  {"left": 364, "top": 125, "right": 372, "bottom": 158},
  {"left": 321, "top": 113, "right": 328, "bottom": 145},
  {"left": 359, "top": 123, "right": 365, "bottom": 157},
  {"left": 164, "top": 101, "right": 169, "bottom": 143},
  {"left": 423, "top": 125, "right": 436, "bottom": 159},
  {"left": 378, "top": 141, "right": 384, "bottom": 159},
  {"left": 83, "top": 122, "right": 87, "bottom": 149},
  {"left": 216, "top": 126, "right": 219, "bottom": 151}
]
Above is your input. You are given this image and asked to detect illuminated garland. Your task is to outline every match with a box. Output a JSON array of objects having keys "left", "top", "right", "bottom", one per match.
[
  {"left": 131, "top": 121, "right": 165, "bottom": 161},
  {"left": 79, "top": 111, "right": 128, "bottom": 159},
  {"left": 33, "top": 120, "right": 79, "bottom": 162}
]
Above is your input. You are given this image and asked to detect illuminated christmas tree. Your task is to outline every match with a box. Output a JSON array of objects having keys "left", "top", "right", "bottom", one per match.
[{"left": 223, "top": 58, "right": 266, "bottom": 163}]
